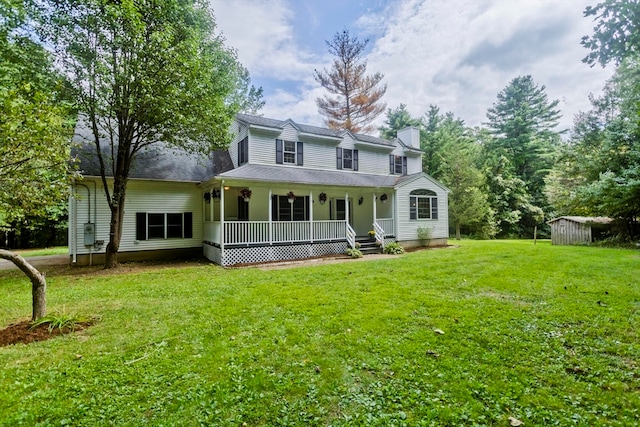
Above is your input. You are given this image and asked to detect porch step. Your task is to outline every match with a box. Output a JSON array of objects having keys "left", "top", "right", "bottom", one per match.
[{"left": 355, "top": 237, "right": 382, "bottom": 255}]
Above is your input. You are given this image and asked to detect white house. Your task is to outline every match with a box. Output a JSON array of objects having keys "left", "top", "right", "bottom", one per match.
[{"left": 69, "top": 114, "right": 449, "bottom": 266}]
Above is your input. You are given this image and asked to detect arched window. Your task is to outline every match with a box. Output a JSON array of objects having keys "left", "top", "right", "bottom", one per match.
[{"left": 409, "top": 189, "right": 438, "bottom": 220}]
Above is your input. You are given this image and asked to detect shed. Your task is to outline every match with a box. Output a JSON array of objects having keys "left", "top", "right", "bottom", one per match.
[{"left": 547, "top": 216, "right": 612, "bottom": 245}]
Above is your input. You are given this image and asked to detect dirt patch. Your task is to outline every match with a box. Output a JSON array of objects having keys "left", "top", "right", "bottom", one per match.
[{"left": 0, "top": 320, "right": 92, "bottom": 347}]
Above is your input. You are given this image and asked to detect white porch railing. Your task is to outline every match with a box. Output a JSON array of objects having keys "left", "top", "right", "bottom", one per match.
[
  {"left": 373, "top": 222, "right": 385, "bottom": 249},
  {"left": 376, "top": 218, "right": 395, "bottom": 236},
  {"left": 346, "top": 224, "right": 356, "bottom": 249},
  {"left": 216, "top": 220, "right": 349, "bottom": 245}
]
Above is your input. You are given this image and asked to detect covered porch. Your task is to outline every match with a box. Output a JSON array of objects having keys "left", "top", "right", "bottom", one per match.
[{"left": 200, "top": 183, "right": 395, "bottom": 266}]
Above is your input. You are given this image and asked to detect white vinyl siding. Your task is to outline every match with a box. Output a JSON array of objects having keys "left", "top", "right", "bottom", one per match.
[
  {"left": 395, "top": 175, "right": 448, "bottom": 241},
  {"left": 70, "top": 179, "right": 203, "bottom": 256}
]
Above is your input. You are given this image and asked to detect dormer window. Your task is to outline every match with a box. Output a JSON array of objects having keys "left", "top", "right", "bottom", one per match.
[
  {"left": 276, "top": 139, "right": 303, "bottom": 166},
  {"left": 390, "top": 155, "right": 407, "bottom": 175},
  {"left": 336, "top": 148, "right": 359, "bottom": 171},
  {"left": 283, "top": 140, "right": 296, "bottom": 163}
]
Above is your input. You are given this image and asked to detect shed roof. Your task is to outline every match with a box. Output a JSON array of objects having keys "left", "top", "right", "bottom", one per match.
[{"left": 547, "top": 216, "right": 613, "bottom": 225}]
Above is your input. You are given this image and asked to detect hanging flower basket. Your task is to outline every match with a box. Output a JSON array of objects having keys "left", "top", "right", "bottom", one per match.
[
  {"left": 319, "top": 192, "right": 327, "bottom": 205},
  {"left": 204, "top": 192, "right": 211, "bottom": 202},
  {"left": 380, "top": 193, "right": 388, "bottom": 203},
  {"left": 287, "top": 191, "right": 296, "bottom": 204},
  {"left": 240, "top": 188, "right": 252, "bottom": 202}
]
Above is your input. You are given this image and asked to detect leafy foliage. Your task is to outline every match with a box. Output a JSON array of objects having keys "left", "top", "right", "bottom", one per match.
[
  {"left": 582, "top": 0, "right": 640, "bottom": 67},
  {"left": 547, "top": 61, "right": 640, "bottom": 239},
  {"left": 483, "top": 75, "right": 562, "bottom": 236},
  {"left": 0, "top": 0, "right": 76, "bottom": 232},
  {"left": 34, "top": 0, "right": 262, "bottom": 267},
  {"left": 382, "top": 242, "right": 404, "bottom": 254},
  {"left": 314, "top": 30, "right": 386, "bottom": 133},
  {"left": 345, "top": 248, "right": 363, "bottom": 258}
]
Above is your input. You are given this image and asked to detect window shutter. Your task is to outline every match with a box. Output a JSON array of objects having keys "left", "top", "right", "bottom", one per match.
[
  {"left": 409, "top": 197, "right": 417, "bottom": 220},
  {"left": 297, "top": 141, "right": 303, "bottom": 166},
  {"left": 389, "top": 155, "right": 394, "bottom": 174},
  {"left": 237, "top": 140, "right": 242, "bottom": 165},
  {"left": 402, "top": 156, "right": 408, "bottom": 175},
  {"left": 353, "top": 149, "right": 359, "bottom": 171},
  {"left": 136, "top": 212, "right": 147, "bottom": 240},
  {"left": 276, "top": 139, "right": 283, "bottom": 164},
  {"left": 271, "top": 195, "right": 278, "bottom": 221},
  {"left": 184, "top": 212, "right": 193, "bottom": 238},
  {"left": 336, "top": 148, "right": 343, "bottom": 170},
  {"left": 431, "top": 199, "right": 438, "bottom": 219}
]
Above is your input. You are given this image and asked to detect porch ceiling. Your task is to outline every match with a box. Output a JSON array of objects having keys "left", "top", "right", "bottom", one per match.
[{"left": 208, "top": 164, "right": 400, "bottom": 188}]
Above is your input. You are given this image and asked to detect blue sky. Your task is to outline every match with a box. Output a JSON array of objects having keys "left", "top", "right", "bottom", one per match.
[{"left": 211, "top": 0, "right": 615, "bottom": 135}]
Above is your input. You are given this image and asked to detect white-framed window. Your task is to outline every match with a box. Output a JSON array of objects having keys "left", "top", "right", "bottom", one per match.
[
  {"left": 136, "top": 212, "right": 193, "bottom": 240},
  {"left": 409, "top": 189, "right": 438, "bottom": 220},
  {"left": 283, "top": 140, "right": 296, "bottom": 164},
  {"left": 276, "top": 139, "right": 303, "bottom": 166},
  {"left": 390, "top": 155, "right": 407, "bottom": 175},
  {"left": 336, "top": 148, "right": 359, "bottom": 170}
]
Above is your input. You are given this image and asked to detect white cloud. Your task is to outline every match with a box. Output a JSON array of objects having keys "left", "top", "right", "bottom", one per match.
[
  {"left": 211, "top": 0, "right": 615, "bottom": 133},
  {"left": 368, "top": 0, "right": 614, "bottom": 131},
  {"left": 210, "top": 0, "right": 319, "bottom": 80}
]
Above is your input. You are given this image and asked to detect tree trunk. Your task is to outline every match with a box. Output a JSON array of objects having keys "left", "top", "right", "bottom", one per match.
[
  {"left": 456, "top": 222, "right": 461, "bottom": 240},
  {"left": 0, "top": 249, "right": 47, "bottom": 321},
  {"left": 104, "top": 181, "right": 127, "bottom": 269}
]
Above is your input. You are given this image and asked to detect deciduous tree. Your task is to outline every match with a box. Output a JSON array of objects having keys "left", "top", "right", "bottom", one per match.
[
  {"left": 0, "top": 0, "right": 75, "bottom": 320},
  {"left": 582, "top": 0, "right": 640, "bottom": 67},
  {"left": 36, "top": 0, "right": 262, "bottom": 268},
  {"left": 314, "top": 30, "right": 386, "bottom": 133}
]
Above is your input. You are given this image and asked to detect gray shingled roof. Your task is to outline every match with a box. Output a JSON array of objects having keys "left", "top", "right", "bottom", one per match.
[
  {"left": 236, "top": 113, "right": 395, "bottom": 147},
  {"left": 217, "top": 164, "right": 402, "bottom": 188},
  {"left": 73, "top": 121, "right": 215, "bottom": 182}
]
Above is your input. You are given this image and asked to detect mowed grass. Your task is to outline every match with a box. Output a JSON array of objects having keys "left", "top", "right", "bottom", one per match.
[
  {"left": 0, "top": 240, "right": 638, "bottom": 426},
  {"left": 12, "top": 246, "right": 68, "bottom": 257}
]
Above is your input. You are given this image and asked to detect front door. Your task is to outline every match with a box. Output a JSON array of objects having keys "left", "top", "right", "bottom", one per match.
[{"left": 331, "top": 198, "right": 353, "bottom": 224}]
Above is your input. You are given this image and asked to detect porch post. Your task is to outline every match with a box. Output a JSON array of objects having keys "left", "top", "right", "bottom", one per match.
[
  {"left": 209, "top": 188, "right": 214, "bottom": 222},
  {"left": 220, "top": 182, "right": 225, "bottom": 254},
  {"left": 373, "top": 192, "right": 377, "bottom": 224},
  {"left": 345, "top": 192, "right": 349, "bottom": 226},
  {"left": 268, "top": 189, "right": 273, "bottom": 245},
  {"left": 309, "top": 190, "right": 313, "bottom": 243}
]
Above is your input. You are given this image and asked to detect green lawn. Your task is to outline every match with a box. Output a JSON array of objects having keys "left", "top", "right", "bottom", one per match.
[
  {"left": 0, "top": 240, "right": 638, "bottom": 426},
  {"left": 13, "top": 246, "right": 68, "bottom": 257}
]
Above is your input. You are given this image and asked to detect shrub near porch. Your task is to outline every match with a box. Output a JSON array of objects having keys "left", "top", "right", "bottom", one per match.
[{"left": 0, "top": 240, "right": 638, "bottom": 425}]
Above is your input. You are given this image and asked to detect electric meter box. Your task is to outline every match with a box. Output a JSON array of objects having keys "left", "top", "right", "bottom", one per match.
[{"left": 84, "top": 223, "right": 96, "bottom": 245}]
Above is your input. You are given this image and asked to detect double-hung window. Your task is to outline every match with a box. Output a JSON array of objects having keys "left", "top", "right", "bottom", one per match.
[
  {"left": 276, "top": 139, "right": 303, "bottom": 166},
  {"left": 409, "top": 189, "right": 438, "bottom": 220},
  {"left": 136, "top": 212, "right": 193, "bottom": 240},
  {"left": 336, "top": 148, "right": 359, "bottom": 170},
  {"left": 389, "top": 155, "right": 407, "bottom": 175}
]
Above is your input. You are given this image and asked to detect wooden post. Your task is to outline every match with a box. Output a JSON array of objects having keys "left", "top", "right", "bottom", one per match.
[{"left": 534, "top": 225, "right": 537, "bottom": 245}]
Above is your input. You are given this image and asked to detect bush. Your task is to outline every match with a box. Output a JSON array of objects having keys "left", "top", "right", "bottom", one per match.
[
  {"left": 345, "top": 248, "right": 363, "bottom": 258},
  {"left": 417, "top": 226, "right": 432, "bottom": 246},
  {"left": 383, "top": 242, "right": 404, "bottom": 255}
]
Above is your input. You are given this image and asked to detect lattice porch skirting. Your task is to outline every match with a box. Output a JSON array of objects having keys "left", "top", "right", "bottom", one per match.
[{"left": 204, "top": 241, "right": 348, "bottom": 267}]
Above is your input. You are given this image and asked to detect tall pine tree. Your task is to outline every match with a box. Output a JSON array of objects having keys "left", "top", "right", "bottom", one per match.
[
  {"left": 314, "top": 30, "right": 386, "bottom": 134},
  {"left": 484, "top": 75, "right": 562, "bottom": 236}
]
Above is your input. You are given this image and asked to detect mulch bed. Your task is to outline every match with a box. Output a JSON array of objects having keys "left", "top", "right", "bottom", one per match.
[{"left": 0, "top": 320, "right": 91, "bottom": 347}]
